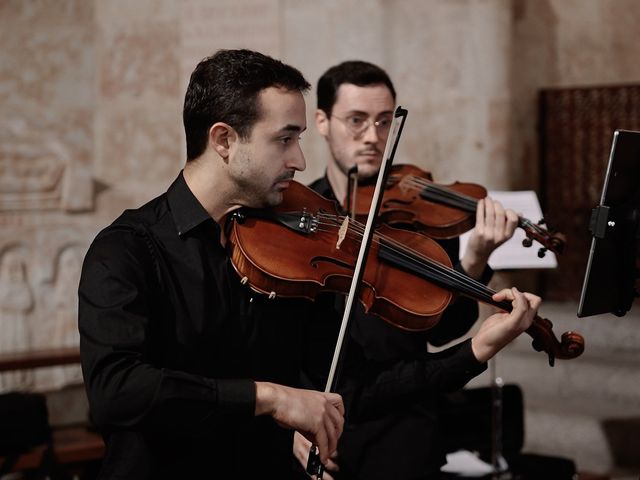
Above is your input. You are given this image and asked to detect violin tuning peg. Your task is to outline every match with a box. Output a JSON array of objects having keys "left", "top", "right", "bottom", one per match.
[
  {"left": 532, "top": 340, "right": 555, "bottom": 366},
  {"left": 232, "top": 211, "right": 246, "bottom": 224},
  {"left": 537, "top": 247, "right": 547, "bottom": 258},
  {"left": 522, "top": 238, "right": 533, "bottom": 248}
]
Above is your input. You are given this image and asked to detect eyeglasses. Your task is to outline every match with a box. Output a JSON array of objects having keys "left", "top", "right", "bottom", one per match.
[{"left": 330, "top": 114, "right": 393, "bottom": 138}]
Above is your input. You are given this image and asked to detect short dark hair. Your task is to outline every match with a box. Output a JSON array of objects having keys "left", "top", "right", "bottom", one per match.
[
  {"left": 317, "top": 60, "right": 396, "bottom": 116},
  {"left": 183, "top": 49, "right": 310, "bottom": 161}
]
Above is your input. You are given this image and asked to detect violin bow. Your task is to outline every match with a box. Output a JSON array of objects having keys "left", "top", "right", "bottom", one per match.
[{"left": 306, "top": 107, "right": 409, "bottom": 479}]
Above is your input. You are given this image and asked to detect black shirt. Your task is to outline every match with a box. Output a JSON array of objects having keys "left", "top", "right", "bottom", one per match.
[
  {"left": 302, "top": 174, "right": 490, "bottom": 479},
  {"left": 79, "top": 172, "right": 310, "bottom": 479}
]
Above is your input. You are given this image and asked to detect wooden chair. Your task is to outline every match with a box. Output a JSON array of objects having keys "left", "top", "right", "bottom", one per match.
[{"left": 0, "top": 347, "right": 105, "bottom": 479}]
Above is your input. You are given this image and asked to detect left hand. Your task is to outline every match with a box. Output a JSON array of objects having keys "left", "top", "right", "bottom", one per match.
[
  {"left": 471, "top": 287, "right": 541, "bottom": 362},
  {"left": 461, "top": 197, "right": 519, "bottom": 278}
]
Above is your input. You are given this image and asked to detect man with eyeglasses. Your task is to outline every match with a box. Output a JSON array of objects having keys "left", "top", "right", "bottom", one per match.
[
  {"left": 292, "top": 61, "right": 526, "bottom": 479},
  {"left": 311, "top": 63, "right": 394, "bottom": 206}
]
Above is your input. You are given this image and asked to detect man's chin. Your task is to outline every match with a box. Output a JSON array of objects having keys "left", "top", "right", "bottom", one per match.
[
  {"left": 243, "top": 189, "right": 284, "bottom": 209},
  {"left": 356, "top": 163, "right": 381, "bottom": 181},
  {"left": 264, "top": 190, "right": 284, "bottom": 207}
]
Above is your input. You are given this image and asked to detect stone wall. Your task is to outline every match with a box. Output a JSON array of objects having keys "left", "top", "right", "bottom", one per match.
[{"left": 1, "top": 0, "right": 640, "bottom": 475}]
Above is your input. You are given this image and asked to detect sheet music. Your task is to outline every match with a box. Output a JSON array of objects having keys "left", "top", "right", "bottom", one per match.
[
  {"left": 440, "top": 449, "right": 504, "bottom": 475},
  {"left": 458, "top": 190, "right": 558, "bottom": 270}
]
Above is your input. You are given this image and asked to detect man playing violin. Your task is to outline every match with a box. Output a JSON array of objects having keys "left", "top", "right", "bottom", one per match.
[
  {"left": 292, "top": 61, "right": 534, "bottom": 479},
  {"left": 78, "top": 49, "right": 344, "bottom": 480}
]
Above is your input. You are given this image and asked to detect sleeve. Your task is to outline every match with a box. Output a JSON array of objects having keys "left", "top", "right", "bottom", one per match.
[
  {"left": 78, "top": 227, "right": 255, "bottom": 435},
  {"left": 343, "top": 338, "right": 487, "bottom": 421},
  {"left": 298, "top": 292, "right": 343, "bottom": 391}
]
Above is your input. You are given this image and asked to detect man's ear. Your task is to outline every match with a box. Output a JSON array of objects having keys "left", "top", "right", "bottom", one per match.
[
  {"left": 208, "top": 122, "right": 237, "bottom": 161},
  {"left": 315, "top": 109, "right": 330, "bottom": 137}
]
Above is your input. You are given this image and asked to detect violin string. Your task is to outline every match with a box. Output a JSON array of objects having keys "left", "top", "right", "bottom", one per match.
[
  {"left": 519, "top": 217, "right": 544, "bottom": 234},
  {"left": 401, "top": 175, "right": 560, "bottom": 249},
  {"left": 312, "top": 209, "right": 537, "bottom": 299},
  {"left": 404, "top": 175, "right": 478, "bottom": 202},
  {"left": 313, "top": 213, "right": 498, "bottom": 303},
  {"left": 313, "top": 211, "right": 567, "bottom": 355},
  {"left": 372, "top": 171, "right": 556, "bottom": 249},
  {"left": 393, "top": 244, "right": 496, "bottom": 301},
  {"left": 317, "top": 221, "right": 497, "bottom": 304},
  {"left": 403, "top": 177, "right": 477, "bottom": 205},
  {"left": 312, "top": 213, "right": 560, "bottom": 352},
  {"left": 381, "top": 235, "right": 497, "bottom": 302},
  {"left": 403, "top": 177, "right": 479, "bottom": 212}
]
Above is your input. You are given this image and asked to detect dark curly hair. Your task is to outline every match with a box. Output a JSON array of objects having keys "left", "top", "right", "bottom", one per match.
[
  {"left": 183, "top": 49, "right": 310, "bottom": 161},
  {"left": 317, "top": 60, "right": 396, "bottom": 116}
]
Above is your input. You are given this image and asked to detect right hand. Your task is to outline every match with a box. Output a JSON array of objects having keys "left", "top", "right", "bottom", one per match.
[
  {"left": 293, "top": 431, "right": 340, "bottom": 480},
  {"left": 255, "top": 382, "right": 344, "bottom": 464}
]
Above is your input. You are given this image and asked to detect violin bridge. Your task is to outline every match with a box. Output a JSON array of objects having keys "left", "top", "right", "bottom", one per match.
[
  {"left": 399, "top": 174, "right": 412, "bottom": 194},
  {"left": 336, "top": 216, "right": 349, "bottom": 249}
]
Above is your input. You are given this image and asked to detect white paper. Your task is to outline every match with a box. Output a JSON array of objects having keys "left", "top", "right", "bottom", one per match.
[
  {"left": 458, "top": 190, "right": 558, "bottom": 270},
  {"left": 440, "top": 449, "right": 502, "bottom": 475}
]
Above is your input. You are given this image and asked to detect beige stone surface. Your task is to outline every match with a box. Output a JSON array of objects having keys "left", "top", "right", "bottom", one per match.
[{"left": 1, "top": 0, "right": 640, "bottom": 473}]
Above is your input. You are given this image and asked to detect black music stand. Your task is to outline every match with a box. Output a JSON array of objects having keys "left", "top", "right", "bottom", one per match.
[{"left": 578, "top": 129, "right": 640, "bottom": 318}]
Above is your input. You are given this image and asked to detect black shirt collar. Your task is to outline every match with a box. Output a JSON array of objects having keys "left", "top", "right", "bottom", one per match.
[
  {"left": 167, "top": 171, "right": 213, "bottom": 236},
  {"left": 308, "top": 171, "right": 337, "bottom": 202}
]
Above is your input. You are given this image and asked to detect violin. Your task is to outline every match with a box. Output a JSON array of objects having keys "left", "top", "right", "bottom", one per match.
[
  {"left": 227, "top": 180, "right": 584, "bottom": 366},
  {"left": 349, "top": 164, "right": 566, "bottom": 258}
]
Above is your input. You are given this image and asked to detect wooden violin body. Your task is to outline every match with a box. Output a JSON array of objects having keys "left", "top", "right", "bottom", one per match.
[
  {"left": 354, "top": 164, "right": 487, "bottom": 238},
  {"left": 351, "top": 164, "right": 566, "bottom": 257},
  {"left": 227, "top": 180, "right": 584, "bottom": 365},
  {"left": 228, "top": 181, "right": 454, "bottom": 331}
]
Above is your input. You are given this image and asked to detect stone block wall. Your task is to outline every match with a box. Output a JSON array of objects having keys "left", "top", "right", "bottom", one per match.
[{"left": 1, "top": 1, "right": 640, "bottom": 475}]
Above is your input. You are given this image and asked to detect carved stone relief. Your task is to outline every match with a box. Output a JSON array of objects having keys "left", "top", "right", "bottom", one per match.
[
  {"left": 0, "top": 0, "right": 95, "bottom": 213},
  {"left": 0, "top": 112, "right": 94, "bottom": 213},
  {"left": 0, "top": 244, "right": 34, "bottom": 391},
  {"left": 32, "top": 244, "right": 85, "bottom": 391},
  {"left": 0, "top": 229, "right": 95, "bottom": 393}
]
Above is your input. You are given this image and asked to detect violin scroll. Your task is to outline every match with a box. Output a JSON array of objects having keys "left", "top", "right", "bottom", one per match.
[
  {"left": 526, "top": 315, "right": 585, "bottom": 367},
  {"left": 519, "top": 218, "right": 566, "bottom": 257}
]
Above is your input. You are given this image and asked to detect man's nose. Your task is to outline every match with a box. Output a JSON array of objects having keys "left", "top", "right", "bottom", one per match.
[
  {"left": 361, "top": 121, "right": 380, "bottom": 143},
  {"left": 289, "top": 144, "right": 306, "bottom": 171}
]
